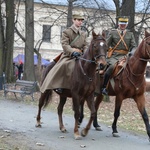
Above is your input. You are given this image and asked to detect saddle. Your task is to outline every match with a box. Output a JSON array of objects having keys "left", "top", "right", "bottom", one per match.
[
  {"left": 112, "top": 56, "right": 127, "bottom": 77},
  {"left": 99, "top": 56, "right": 127, "bottom": 77}
]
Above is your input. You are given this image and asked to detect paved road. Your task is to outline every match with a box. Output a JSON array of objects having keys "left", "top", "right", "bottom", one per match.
[{"left": 0, "top": 98, "right": 150, "bottom": 150}]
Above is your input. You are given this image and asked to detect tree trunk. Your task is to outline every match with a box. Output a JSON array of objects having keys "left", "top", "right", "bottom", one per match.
[
  {"left": 0, "top": 0, "right": 4, "bottom": 76},
  {"left": 67, "top": 0, "right": 77, "bottom": 27},
  {"left": 5, "top": 0, "right": 15, "bottom": 82},
  {"left": 24, "top": 0, "right": 35, "bottom": 81},
  {"left": 113, "top": 0, "right": 120, "bottom": 27},
  {"left": 121, "top": 0, "right": 135, "bottom": 32}
]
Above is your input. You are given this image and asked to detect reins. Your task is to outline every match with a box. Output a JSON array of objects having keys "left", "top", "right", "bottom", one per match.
[
  {"left": 77, "top": 36, "right": 106, "bottom": 81},
  {"left": 78, "top": 53, "right": 106, "bottom": 64},
  {"left": 139, "top": 36, "right": 150, "bottom": 62},
  {"left": 77, "top": 37, "right": 106, "bottom": 64},
  {"left": 79, "top": 60, "right": 93, "bottom": 81},
  {"left": 124, "top": 36, "right": 150, "bottom": 90}
]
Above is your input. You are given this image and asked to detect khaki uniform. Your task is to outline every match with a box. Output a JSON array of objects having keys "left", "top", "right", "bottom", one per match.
[
  {"left": 100, "top": 28, "right": 137, "bottom": 95},
  {"left": 40, "top": 24, "right": 88, "bottom": 93},
  {"left": 107, "top": 29, "right": 137, "bottom": 65}
]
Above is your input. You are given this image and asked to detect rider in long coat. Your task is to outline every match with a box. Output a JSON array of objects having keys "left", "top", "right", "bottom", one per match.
[
  {"left": 101, "top": 16, "right": 137, "bottom": 95},
  {"left": 40, "top": 13, "right": 88, "bottom": 93}
]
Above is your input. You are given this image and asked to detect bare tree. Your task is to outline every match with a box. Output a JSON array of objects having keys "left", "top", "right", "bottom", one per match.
[
  {"left": 0, "top": 0, "right": 4, "bottom": 76},
  {"left": 24, "top": 0, "right": 35, "bottom": 81},
  {"left": 5, "top": 0, "right": 15, "bottom": 82},
  {"left": 67, "top": 0, "right": 78, "bottom": 27}
]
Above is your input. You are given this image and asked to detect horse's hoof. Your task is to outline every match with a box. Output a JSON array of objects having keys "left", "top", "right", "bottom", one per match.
[
  {"left": 60, "top": 127, "right": 67, "bottom": 133},
  {"left": 74, "top": 135, "right": 82, "bottom": 140},
  {"left": 81, "top": 128, "right": 88, "bottom": 137},
  {"left": 95, "top": 126, "right": 103, "bottom": 131},
  {"left": 35, "top": 124, "right": 42, "bottom": 128},
  {"left": 112, "top": 132, "right": 120, "bottom": 137}
]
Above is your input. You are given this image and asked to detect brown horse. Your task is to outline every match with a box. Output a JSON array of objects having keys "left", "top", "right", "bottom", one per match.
[
  {"left": 79, "top": 30, "right": 150, "bottom": 141},
  {"left": 36, "top": 30, "right": 107, "bottom": 140}
]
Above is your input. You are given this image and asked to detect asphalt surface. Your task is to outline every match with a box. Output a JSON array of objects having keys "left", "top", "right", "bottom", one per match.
[{"left": 0, "top": 98, "right": 150, "bottom": 150}]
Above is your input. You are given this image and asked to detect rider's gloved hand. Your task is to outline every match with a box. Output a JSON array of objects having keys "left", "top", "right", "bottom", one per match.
[{"left": 71, "top": 51, "right": 81, "bottom": 58}]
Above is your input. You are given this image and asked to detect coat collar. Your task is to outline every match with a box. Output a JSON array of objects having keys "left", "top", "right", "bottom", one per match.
[{"left": 70, "top": 24, "right": 81, "bottom": 34}]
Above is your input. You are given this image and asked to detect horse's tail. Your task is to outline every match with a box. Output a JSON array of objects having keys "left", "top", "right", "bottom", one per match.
[{"left": 42, "top": 89, "right": 53, "bottom": 108}]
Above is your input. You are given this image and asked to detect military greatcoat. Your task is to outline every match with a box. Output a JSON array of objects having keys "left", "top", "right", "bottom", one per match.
[
  {"left": 107, "top": 29, "right": 137, "bottom": 65},
  {"left": 40, "top": 24, "right": 88, "bottom": 93}
]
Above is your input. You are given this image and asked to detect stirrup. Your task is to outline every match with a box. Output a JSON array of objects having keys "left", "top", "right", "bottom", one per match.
[
  {"left": 101, "top": 88, "right": 108, "bottom": 95},
  {"left": 55, "top": 88, "right": 63, "bottom": 93}
]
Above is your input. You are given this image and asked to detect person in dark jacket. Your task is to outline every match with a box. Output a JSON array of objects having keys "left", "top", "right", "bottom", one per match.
[
  {"left": 17, "top": 61, "right": 23, "bottom": 80},
  {"left": 101, "top": 16, "right": 137, "bottom": 95}
]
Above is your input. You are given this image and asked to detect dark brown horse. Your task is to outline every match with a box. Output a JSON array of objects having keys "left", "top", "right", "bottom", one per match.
[
  {"left": 36, "top": 30, "right": 107, "bottom": 140},
  {"left": 79, "top": 30, "right": 150, "bottom": 141}
]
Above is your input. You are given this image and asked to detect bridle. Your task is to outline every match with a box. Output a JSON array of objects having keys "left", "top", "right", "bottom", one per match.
[
  {"left": 77, "top": 37, "right": 106, "bottom": 64},
  {"left": 139, "top": 36, "right": 150, "bottom": 62},
  {"left": 125, "top": 36, "right": 150, "bottom": 90},
  {"left": 77, "top": 36, "right": 107, "bottom": 81}
]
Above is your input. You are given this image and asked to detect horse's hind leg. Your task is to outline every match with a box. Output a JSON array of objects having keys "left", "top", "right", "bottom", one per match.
[
  {"left": 112, "top": 96, "right": 123, "bottom": 137},
  {"left": 93, "top": 94, "right": 103, "bottom": 131},
  {"left": 134, "top": 94, "right": 150, "bottom": 141},
  {"left": 36, "top": 91, "right": 49, "bottom": 127},
  {"left": 58, "top": 96, "right": 67, "bottom": 132}
]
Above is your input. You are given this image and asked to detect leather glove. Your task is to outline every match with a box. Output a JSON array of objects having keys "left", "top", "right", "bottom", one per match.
[{"left": 71, "top": 51, "right": 81, "bottom": 58}]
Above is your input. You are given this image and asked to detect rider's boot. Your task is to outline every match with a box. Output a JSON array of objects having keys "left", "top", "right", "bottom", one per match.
[
  {"left": 101, "top": 73, "right": 110, "bottom": 95},
  {"left": 55, "top": 88, "right": 63, "bottom": 93}
]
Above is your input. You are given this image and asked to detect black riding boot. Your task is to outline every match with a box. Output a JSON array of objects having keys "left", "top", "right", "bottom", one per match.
[{"left": 101, "top": 73, "right": 110, "bottom": 95}]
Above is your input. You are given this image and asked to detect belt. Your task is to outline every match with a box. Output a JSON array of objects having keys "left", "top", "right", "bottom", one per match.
[{"left": 113, "top": 49, "right": 128, "bottom": 54}]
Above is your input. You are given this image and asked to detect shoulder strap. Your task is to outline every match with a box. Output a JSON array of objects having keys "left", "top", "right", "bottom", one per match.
[
  {"left": 117, "top": 30, "right": 128, "bottom": 50},
  {"left": 111, "top": 30, "right": 127, "bottom": 52},
  {"left": 70, "top": 34, "right": 80, "bottom": 46}
]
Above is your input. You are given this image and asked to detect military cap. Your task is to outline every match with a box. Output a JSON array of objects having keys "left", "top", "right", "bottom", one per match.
[
  {"left": 118, "top": 16, "right": 129, "bottom": 24},
  {"left": 72, "top": 13, "right": 84, "bottom": 20}
]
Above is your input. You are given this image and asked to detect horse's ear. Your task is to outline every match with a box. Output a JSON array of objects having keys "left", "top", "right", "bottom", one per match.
[
  {"left": 145, "top": 30, "right": 150, "bottom": 38},
  {"left": 102, "top": 30, "right": 106, "bottom": 38}
]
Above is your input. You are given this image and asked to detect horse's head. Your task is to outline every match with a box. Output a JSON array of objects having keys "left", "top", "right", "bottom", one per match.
[
  {"left": 141, "top": 30, "right": 150, "bottom": 59},
  {"left": 90, "top": 30, "right": 107, "bottom": 70}
]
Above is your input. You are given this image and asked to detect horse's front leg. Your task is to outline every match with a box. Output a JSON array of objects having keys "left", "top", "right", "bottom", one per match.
[
  {"left": 36, "top": 92, "right": 48, "bottom": 127},
  {"left": 81, "top": 94, "right": 96, "bottom": 137},
  {"left": 93, "top": 94, "right": 103, "bottom": 131},
  {"left": 78, "top": 100, "right": 85, "bottom": 127},
  {"left": 112, "top": 96, "right": 123, "bottom": 137},
  {"left": 134, "top": 94, "right": 150, "bottom": 141},
  {"left": 72, "top": 96, "right": 82, "bottom": 140},
  {"left": 58, "top": 96, "right": 67, "bottom": 132}
]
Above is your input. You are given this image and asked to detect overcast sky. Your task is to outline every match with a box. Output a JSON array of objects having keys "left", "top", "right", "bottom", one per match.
[
  {"left": 34, "top": 0, "right": 147, "bottom": 12},
  {"left": 34, "top": 0, "right": 116, "bottom": 10}
]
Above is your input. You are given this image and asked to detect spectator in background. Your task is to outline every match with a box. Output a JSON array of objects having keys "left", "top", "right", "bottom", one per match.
[{"left": 16, "top": 61, "right": 23, "bottom": 80}]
